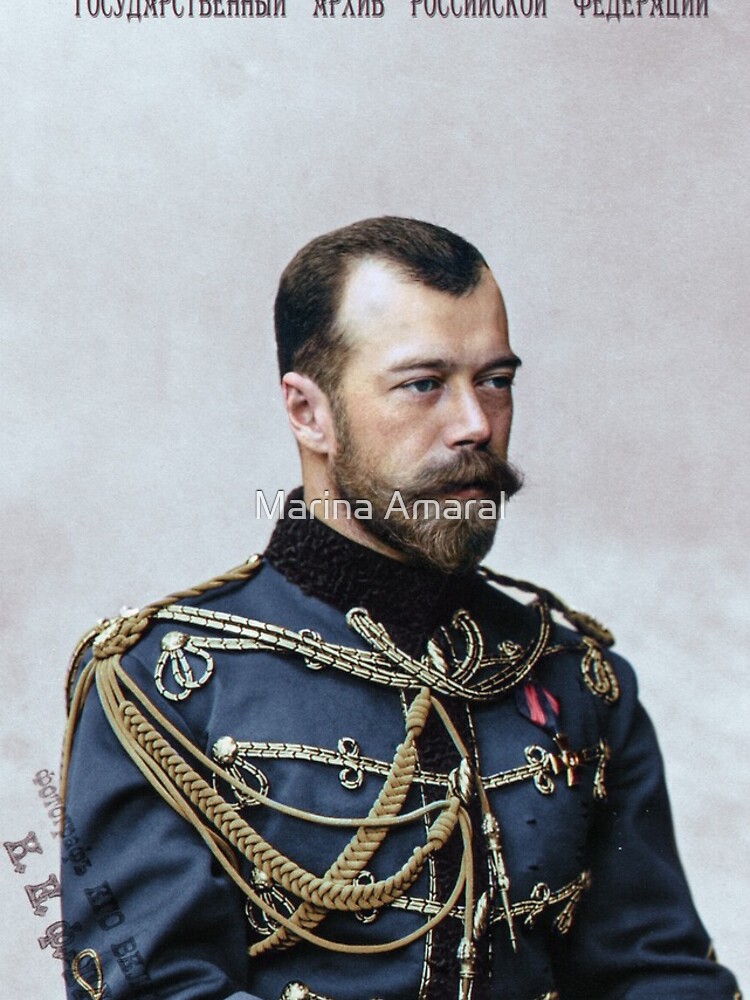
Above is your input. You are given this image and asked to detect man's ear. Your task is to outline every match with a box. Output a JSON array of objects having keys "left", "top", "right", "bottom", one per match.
[{"left": 281, "top": 372, "right": 337, "bottom": 455}]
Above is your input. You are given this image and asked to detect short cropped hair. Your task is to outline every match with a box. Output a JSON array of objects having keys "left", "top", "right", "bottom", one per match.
[{"left": 274, "top": 216, "right": 488, "bottom": 393}]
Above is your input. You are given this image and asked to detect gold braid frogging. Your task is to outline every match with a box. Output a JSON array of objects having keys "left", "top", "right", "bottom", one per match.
[
  {"left": 61, "top": 555, "right": 268, "bottom": 797},
  {"left": 60, "top": 555, "right": 607, "bottom": 975},
  {"left": 61, "top": 554, "right": 479, "bottom": 958},
  {"left": 91, "top": 661, "right": 471, "bottom": 955}
]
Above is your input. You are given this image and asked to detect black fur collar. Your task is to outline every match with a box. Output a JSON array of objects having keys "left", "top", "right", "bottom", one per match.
[{"left": 264, "top": 488, "right": 478, "bottom": 657}]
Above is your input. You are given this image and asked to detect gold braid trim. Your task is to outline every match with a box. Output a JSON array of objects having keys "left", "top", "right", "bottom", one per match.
[
  {"left": 150, "top": 601, "right": 553, "bottom": 703},
  {"left": 252, "top": 687, "right": 429, "bottom": 956},
  {"left": 212, "top": 736, "right": 610, "bottom": 802},
  {"left": 479, "top": 566, "right": 615, "bottom": 649},
  {"left": 387, "top": 868, "right": 590, "bottom": 932},
  {"left": 279, "top": 985, "right": 559, "bottom": 1000},
  {"left": 65, "top": 625, "right": 104, "bottom": 714},
  {"left": 68, "top": 643, "right": 473, "bottom": 955},
  {"left": 60, "top": 555, "right": 523, "bottom": 967},
  {"left": 479, "top": 566, "right": 620, "bottom": 705},
  {"left": 90, "top": 555, "right": 265, "bottom": 661},
  {"left": 61, "top": 555, "right": 264, "bottom": 804},
  {"left": 71, "top": 949, "right": 105, "bottom": 1000},
  {"left": 100, "top": 665, "right": 456, "bottom": 913}
]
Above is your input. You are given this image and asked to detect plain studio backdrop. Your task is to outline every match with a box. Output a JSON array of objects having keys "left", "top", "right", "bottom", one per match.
[{"left": 1, "top": 1, "right": 748, "bottom": 994}]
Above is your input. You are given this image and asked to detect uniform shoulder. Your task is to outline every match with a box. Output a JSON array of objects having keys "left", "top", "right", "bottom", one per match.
[
  {"left": 478, "top": 564, "right": 616, "bottom": 649},
  {"left": 65, "top": 554, "right": 264, "bottom": 711},
  {"left": 477, "top": 565, "right": 638, "bottom": 709}
]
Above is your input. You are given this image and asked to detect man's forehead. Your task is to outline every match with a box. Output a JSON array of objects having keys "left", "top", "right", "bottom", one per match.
[
  {"left": 337, "top": 257, "right": 509, "bottom": 357},
  {"left": 339, "top": 258, "right": 418, "bottom": 321}
]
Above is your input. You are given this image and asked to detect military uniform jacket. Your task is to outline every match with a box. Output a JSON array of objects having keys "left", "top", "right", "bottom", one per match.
[{"left": 60, "top": 513, "right": 740, "bottom": 1000}]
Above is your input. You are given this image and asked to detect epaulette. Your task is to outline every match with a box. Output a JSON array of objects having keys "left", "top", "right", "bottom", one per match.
[{"left": 479, "top": 566, "right": 615, "bottom": 649}]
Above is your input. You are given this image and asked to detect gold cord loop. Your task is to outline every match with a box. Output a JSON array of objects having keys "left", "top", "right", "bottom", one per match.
[{"left": 71, "top": 949, "right": 104, "bottom": 1000}]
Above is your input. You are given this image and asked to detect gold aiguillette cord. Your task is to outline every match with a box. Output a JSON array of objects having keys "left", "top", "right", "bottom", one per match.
[{"left": 71, "top": 948, "right": 105, "bottom": 1000}]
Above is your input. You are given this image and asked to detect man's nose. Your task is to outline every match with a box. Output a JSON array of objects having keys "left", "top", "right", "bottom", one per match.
[{"left": 443, "top": 387, "right": 493, "bottom": 449}]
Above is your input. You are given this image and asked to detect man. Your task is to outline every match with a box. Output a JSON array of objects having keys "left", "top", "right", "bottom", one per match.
[{"left": 61, "top": 217, "right": 740, "bottom": 1000}]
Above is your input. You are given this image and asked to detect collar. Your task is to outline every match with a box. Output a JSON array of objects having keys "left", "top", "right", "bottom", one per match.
[{"left": 264, "top": 489, "right": 479, "bottom": 657}]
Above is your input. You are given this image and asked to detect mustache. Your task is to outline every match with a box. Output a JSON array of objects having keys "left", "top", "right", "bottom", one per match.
[{"left": 398, "top": 451, "right": 524, "bottom": 502}]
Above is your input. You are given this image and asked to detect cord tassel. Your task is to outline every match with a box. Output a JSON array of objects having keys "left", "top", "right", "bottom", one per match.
[
  {"left": 483, "top": 813, "right": 517, "bottom": 951},
  {"left": 457, "top": 937, "right": 476, "bottom": 1000}
]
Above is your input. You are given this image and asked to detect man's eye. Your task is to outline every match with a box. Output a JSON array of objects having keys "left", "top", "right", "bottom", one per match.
[
  {"left": 403, "top": 378, "right": 440, "bottom": 394},
  {"left": 480, "top": 375, "right": 514, "bottom": 390}
]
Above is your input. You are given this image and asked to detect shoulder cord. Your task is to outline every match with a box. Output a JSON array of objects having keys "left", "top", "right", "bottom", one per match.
[
  {"left": 60, "top": 555, "right": 519, "bottom": 978},
  {"left": 249, "top": 684, "right": 465, "bottom": 957},
  {"left": 64, "top": 555, "right": 266, "bottom": 709},
  {"left": 478, "top": 566, "right": 615, "bottom": 648},
  {"left": 90, "top": 657, "right": 473, "bottom": 956},
  {"left": 61, "top": 556, "right": 265, "bottom": 799}
]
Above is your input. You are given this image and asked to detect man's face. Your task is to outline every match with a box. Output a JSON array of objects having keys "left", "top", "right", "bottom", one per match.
[{"left": 327, "top": 259, "right": 522, "bottom": 573}]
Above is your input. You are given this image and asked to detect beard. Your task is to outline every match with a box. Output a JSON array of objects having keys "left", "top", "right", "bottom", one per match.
[{"left": 330, "top": 407, "right": 523, "bottom": 575}]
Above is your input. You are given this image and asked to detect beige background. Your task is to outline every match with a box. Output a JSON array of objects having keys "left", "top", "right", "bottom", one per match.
[{"left": 1, "top": 0, "right": 748, "bottom": 994}]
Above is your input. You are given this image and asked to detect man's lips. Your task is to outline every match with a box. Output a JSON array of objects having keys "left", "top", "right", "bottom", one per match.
[{"left": 436, "top": 481, "right": 495, "bottom": 500}]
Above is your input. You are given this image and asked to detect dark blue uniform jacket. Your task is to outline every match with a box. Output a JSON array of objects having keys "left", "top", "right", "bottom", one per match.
[{"left": 61, "top": 515, "right": 740, "bottom": 1000}]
